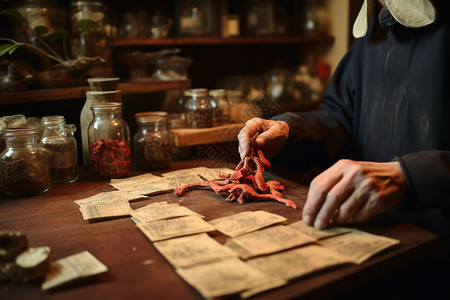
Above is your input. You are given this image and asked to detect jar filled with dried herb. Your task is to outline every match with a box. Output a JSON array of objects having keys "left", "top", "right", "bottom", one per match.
[
  {"left": 40, "top": 116, "right": 78, "bottom": 184},
  {"left": 133, "top": 111, "right": 172, "bottom": 170},
  {"left": 209, "top": 89, "right": 231, "bottom": 126},
  {"left": 88, "top": 102, "right": 131, "bottom": 178},
  {"left": 0, "top": 127, "right": 51, "bottom": 197},
  {"left": 184, "top": 88, "right": 213, "bottom": 128}
]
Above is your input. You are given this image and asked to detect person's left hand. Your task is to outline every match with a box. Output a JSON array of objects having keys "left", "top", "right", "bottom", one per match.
[{"left": 302, "top": 159, "right": 406, "bottom": 229}]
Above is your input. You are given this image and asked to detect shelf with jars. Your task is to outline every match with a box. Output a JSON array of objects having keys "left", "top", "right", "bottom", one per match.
[{"left": 0, "top": 79, "right": 191, "bottom": 105}]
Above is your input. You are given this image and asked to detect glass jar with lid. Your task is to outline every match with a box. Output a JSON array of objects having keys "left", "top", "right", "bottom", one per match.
[
  {"left": 80, "top": 90, "right": 121, "bottom": 168},
  {"left": 88, "top": 102, "right": 131, "bottom": 178},
  {"left": 209, "top": 89, "right": 231, "bottom": 126},
  {"left": 133, "top": 111, "right": 172, "bottom": 170},
  {"left": 70, "top": 1, "right": 113, "bottom": 75},
  {"left": 167, "top": 113, "right": 192, "bottom": 161},
  {"left": 184, "top": 88, "right": 213, "bottom": 128},
  {"left": 40, "top": 115, "right": 78, "bottom": 184},
  {"left": 0, "top": 127, "right": 51, "bottom": 197}
]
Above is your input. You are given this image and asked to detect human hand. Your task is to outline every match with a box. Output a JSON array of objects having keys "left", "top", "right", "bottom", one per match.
[
  {"left": 302, "top": 159, "right": 406, "bottom": 229},
  {"left": 237, "top": 118, "right": 289, "bottom": 159}
]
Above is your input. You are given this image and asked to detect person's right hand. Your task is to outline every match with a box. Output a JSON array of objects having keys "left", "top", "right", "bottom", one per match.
[{"left": 237, "top": 118, "right": 289, "bottom": 159}]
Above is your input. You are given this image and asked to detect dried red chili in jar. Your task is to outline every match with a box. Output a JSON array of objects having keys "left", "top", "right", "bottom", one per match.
[{"left": 88, "top": 103, "right": 131, "bottom": 178}]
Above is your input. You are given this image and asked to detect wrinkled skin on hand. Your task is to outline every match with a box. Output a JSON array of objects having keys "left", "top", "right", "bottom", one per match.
[
  {"left": 238, "top": 118, "right": 290, "bottom": 159},
  {"left": 302, "top": 159, "right": 406, "bottom": 229}
]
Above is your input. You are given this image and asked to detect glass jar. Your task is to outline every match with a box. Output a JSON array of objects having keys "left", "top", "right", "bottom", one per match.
[
  {"left": 209, "top": 89, "right": 231, "bottom": 126},
  {"left": 40, "top": 116, "right": 78, "bottom": 184},
  {"left": 184, "top": 88, "right": 213, "bottom": 128},
  {"left": 0, "top": 127, "right": 50, "bottom": 197},
  {"left": 70, "top": 1, "right": 113, "bottom": 74},
  {"left": 80, "top": 90, "right": 121, "bottom": 168},
  {"left": 133, "top": 112, "right": 172, "bottom": 170},
  {"left": 88, "top": 102, "right": 131, "bottom": 178},
  {"left": 167, "top": 113, "right": 192, "bottom": 161}
]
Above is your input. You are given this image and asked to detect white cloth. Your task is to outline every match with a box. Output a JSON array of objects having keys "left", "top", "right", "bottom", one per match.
[{"left": 353, "top": 0, "right": 437, "bottom": 38}]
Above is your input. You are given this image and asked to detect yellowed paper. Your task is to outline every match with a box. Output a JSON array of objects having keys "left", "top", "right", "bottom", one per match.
[
  {"left": 288, "top": 220, "right": 352, "bottom": 240},
  {"left": 78, "top": 200, "right": 132, "bottom": 221},
  {"left": 136, "top": 215, "right": 215, "bottom": 242},
  {"left": 131, "top": 204, "right": 204, "bottom": 223},
  {"left": 74, "top": 190, "right": 146, "bottom": 206},
  {"left": 153, "top": 233, "right": 238, "bottom": 268},
  {"left": 208, "top": 211, "right": 287, "bottom": 237},
  {"left": 229, "top": 225, "right": 317, "bottom": 258},
  {"left": 318, "top": 229, "right": 400, "bottom": 264},
  {"left": 110, "top": 173, "right": 204, "bottom": 195},
  {"left": 162, "top": 167, "right": 234, "bottom": 181},
  {"left": 248, "top": 245, "right": 350, "bottom": 282},
  {"left": 176, "top": 258, "right": 274, "bottom": 298},
  {"left": 41, "top": 251, "right": 108, "bottom": 290}
]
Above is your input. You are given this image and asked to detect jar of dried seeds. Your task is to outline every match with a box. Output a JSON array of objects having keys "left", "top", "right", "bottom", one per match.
[
  {"left": 40, "top": 115, "right": 78, "bottom": 184},
  {"left": 0, "top": 127, "right": 51, "bottom": 197},
  {"left": 184, "top": 88, "right": 213, "bottom": 128},
  {"left": 133, "top": 111, "right": 172, "bottom": 170}
]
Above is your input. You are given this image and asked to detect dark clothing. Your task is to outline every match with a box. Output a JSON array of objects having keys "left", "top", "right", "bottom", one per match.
[
  {"left": 273, "top": 1, "right": 450, "bottom": 218},
  {"left": 272, "top": 2, "right": 450, "bottom": 293}
]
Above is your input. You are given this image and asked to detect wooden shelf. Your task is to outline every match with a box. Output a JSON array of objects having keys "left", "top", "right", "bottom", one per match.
[
  {"left": 0, "top": 79, "right": 191, "bottom": 105},
  {"left": 170, "top": 123, "right": 244, "bottom": 147},
  {"left": 113, "top": 34, "right": 334, "bottom": 47}
]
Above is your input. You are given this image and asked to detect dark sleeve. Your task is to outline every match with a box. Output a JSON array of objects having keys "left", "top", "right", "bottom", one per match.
[
  {"left": 270, "top": 47, "right": 358, "bottom": 171},
  {"left": 395, "top": 151, "right": 450, "bottom": 218}
]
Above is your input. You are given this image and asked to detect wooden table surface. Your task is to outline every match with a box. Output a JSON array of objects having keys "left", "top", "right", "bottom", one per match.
[{"left": 0, "top": 160, "right": 439, "bottom": 300}]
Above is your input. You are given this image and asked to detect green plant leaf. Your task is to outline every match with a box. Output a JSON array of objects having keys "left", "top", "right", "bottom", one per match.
[
  {"left": 34, "top": 25, "right": 49, "bottom": 36},
  {"left": 0, "top": 9, "right": 29, "bottom": 26},
  {"left": 45, "top": 30, "right": 69, "bottom": 43},
  {"left": 78, "top": 19, "right": 97, "bottom": 35},
  {"left": 0, "top": 43, "right": 21, "bottom": 56}
]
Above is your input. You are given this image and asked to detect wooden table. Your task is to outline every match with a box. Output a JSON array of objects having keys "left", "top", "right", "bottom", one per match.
[{"left": 0, "top": 160, "right": 439, "bottom": 299}]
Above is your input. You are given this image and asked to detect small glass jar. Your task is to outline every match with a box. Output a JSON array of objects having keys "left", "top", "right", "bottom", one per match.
[
  {"left": 70, "top": 1, "right": 113, "bottom": 74},
  {"left": 80, "top": 90, "right": 121, "bottom": 168},
  {"left": 0, "top": 127, "right": 51, "bottom": 197},
  {"left": 88, "top": 102, "right": 131, "bottom": 178},
  {"left": 209, "top": 89, "right": 231, "bottom": 126},
  {"left": 167, "top": 113, "right": 192, "bottom": 161},
  {"left": 133, "top": 112, "right": 172, "bottom": 170},
  {"left": 40, "top": 116, "right": 78, "bottom": 184},
  {"left": 184, "top": 88, "right": 213, "bottom": 128}
]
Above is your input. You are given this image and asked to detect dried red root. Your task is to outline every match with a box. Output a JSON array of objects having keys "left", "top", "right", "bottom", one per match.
[{"left": 174, "top": 134, "right": 296, "bottom": 208}]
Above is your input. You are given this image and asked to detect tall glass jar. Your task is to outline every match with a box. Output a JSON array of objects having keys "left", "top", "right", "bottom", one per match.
[
  {"left": 184, "top": 88, "right": 213, "bottom": 128},
  {"left": 0, "top": 127, "right": 50, "bottom": 197},
  {"left": 70, "top": 1, "right": 113, "bottom": 75},
  {"left": 80, "top": 90, "right": 121, "bottom": 168},
  {"left": 88, "top": 102, "right": 131, "bottom": 178},
  {"left": 133, "top": 112, "right": 172, "bottom": 170},
  {"left": 209, "top": 89, "right": 231, "bottom": 126},
  {"left": 40, "top": 116, "right": 78, "bottom": 184}
]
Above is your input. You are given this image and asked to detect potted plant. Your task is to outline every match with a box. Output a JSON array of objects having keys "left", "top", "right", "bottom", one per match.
[{"left": 0, "top": 9, "right": 106, "bottom": 89}]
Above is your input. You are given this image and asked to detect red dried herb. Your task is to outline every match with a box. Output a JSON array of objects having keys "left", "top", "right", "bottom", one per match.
[{"left": 89, "top": 139, "right": 131, "bottom": 178}]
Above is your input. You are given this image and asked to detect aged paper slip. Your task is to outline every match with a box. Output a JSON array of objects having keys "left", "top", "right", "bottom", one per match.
[
  {"left": 162, "top": 166, "right": 235, "bottom": 180},
  {"left": 176, "top": 257, "right": 277, "bottom": 298},
  {"left": 130, "top": 204, "right": 204, "bottom": 223},
  {"left": 78, "top": 200, "right": 132, "bottom": 221},
  {"left": 288, "top": 220, "right": 352, "bottom": 240},
  {"left": 74, "top": 190, "right": 147, "bottom": 206},
  {"left": 137, "top": 215, "right": 215, "bottom": 242},
  {"left": 153, "top": 233, "right": 238, "bottom": 268},
  {"left": 318, "top": 229, "right": 400, "bottom": 264},
  {"left": 208, "top": 211, "right": 287, "bottom": 237},
  {"left": 110, "top": 173, "right": 204, "bottom": 195},
  {"left": 247, "top": 245, "right": 350, "bottom": 282},
  {"left": 42, "top": 251, "right": 108, "bottom": 290},
  {"left": 227, "top": 225, "right": 317, "bottom": 259}
]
